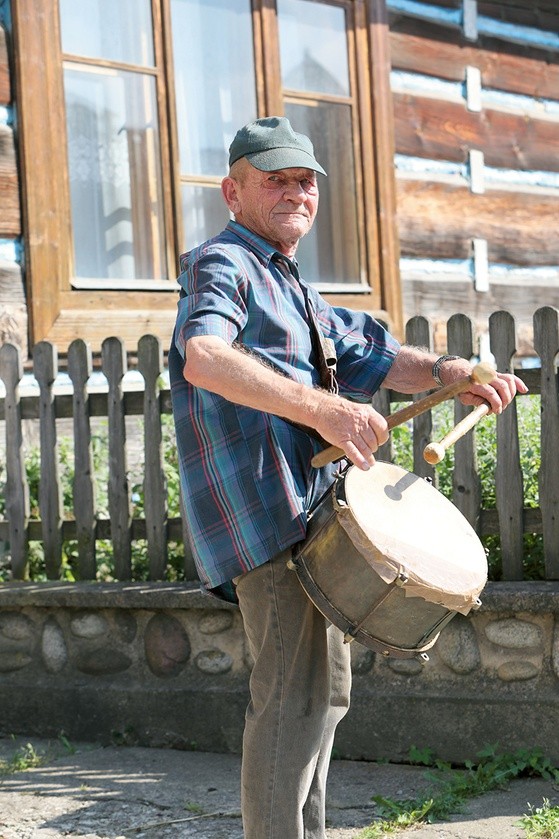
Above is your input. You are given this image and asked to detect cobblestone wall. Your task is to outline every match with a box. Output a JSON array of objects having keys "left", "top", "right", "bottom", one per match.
[{"left": 0, "top": 581, "right": 557, "bottom": 762}]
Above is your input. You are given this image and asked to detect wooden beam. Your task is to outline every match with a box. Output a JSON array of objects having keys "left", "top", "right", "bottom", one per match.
[
  {"left": 390, "top": 28, "right": 559, "bottom": 99},
  {"left": 393, "top": 90, "right": 559, "bottom": 170},
  {"left": 0, "top": 124, "right": 20, "bottom": 237},
  {"left": 396, "top": 178, "right": 559, "bottom": 265}
]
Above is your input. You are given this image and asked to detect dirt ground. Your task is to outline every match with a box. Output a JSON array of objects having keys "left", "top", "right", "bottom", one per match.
[{"left": 0, "top": 735, "right": 557, "bottom": 838}]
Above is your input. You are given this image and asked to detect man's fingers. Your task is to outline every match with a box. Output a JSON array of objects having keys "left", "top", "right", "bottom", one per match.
[{"left": 343, "top": 440, "right": 375, "bottom": 471}]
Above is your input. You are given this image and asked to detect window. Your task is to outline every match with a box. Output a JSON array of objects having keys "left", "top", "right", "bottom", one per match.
[{"left": 12, "top": 0, "right": 401, "bottom": 350}]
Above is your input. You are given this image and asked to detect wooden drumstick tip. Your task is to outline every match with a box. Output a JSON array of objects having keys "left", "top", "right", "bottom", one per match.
[
  {"left": 471, "top": 361, "right": 496, "bottom": 385},
  {"left": 423, "top": 441, "right": 446, "bottom": 465}
]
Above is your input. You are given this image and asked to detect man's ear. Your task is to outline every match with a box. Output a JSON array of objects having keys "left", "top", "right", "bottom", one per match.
[{"left": 222, "top": 177, "right": 241, "bottom": 215}]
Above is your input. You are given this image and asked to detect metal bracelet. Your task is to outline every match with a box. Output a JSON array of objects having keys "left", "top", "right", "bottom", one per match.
[{"left": 432, "top": 355, "right": 461, "bottom": 387}]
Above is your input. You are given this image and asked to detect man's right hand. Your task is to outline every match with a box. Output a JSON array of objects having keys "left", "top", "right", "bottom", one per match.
[{"left": 309, "top": 392, "right": 389, "bottom": 471}]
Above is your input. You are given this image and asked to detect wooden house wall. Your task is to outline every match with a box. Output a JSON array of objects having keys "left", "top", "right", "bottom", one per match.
[
  {"left": 0, "top": 21, "right": 26, "bottom": 357},
  {"left": 388, "top": 0, "right": 559, "bottom": 356}
]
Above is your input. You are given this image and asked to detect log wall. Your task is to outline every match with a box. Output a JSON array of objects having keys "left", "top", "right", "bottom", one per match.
[{"left": 389, "top": 0, "right": 559, "bottom": 353}]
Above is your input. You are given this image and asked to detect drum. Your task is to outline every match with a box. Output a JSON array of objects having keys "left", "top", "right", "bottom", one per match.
[{"left": 290, "top": 461, "right": 487, "bottom": 660}]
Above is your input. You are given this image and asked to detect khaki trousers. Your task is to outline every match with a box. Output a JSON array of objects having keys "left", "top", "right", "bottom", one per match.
[{"left": 235, "top": 550, "right": 352, "bottom": 839}]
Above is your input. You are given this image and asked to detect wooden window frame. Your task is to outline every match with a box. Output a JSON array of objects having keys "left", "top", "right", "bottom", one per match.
[
  {"left": 12, "top": 0, "right": 180, "bottom": 352},
  {"left": 12, "top": 0, "right": 402, "bottom": 353}
]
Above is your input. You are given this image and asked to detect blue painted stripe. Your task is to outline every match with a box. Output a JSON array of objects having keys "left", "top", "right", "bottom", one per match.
[
  {"left": 391, "top": 70, "right": 559, "bottom": 120},
  {"left": 395, "top": 154, "right": 559, "bottom": 192},
  {"left": 478, "top": 15, "right": 559, "bottom": 51},
  {"left": 400, "top": 256, "right": 559, "bottom": 283},
  {"left": 387, "top": 0, "right": 559, "bottom": 52},
  {"left": 395, "top": 154, "right": 468, "bottom": 179},
  {"left": 0, "top": 106, "right": 9, "bottom": 125},
  {"left": 387, "top": 0, "right": 461, "bottom": 28},
  {"left": 0, "top": 239, "right": 19, "bottom": 263},
  {"left": 391, "top": 69, "right": 463, "bottom": 100},
  {"left": 0, "top": 0, "right": 11, "bottom": 30}
]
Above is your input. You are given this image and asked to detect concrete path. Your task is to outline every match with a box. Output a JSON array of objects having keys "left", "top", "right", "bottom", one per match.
[{"left": 0, "top": 736, "right": 557, "bottom": 838}]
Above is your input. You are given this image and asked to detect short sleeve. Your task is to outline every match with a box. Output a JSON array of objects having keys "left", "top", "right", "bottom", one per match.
[{"left": 174, "top": 247, "right": 250, "bottom": 357}]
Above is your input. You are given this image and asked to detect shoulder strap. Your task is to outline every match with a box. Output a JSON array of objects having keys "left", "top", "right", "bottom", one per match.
[{"left": 272, "top": 254, "right": 338, "bottom": 394}]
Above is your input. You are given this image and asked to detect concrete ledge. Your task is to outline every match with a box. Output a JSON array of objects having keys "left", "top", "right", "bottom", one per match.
[
  {"left": 0, "top": 581, "right": 235, "bottom": 610},
  {"left": 2, "top": 579, "right": 557, "bottom": 612}
]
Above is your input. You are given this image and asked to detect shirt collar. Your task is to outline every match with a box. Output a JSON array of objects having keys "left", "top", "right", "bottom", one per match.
[{"left": 225, "top": 221, "right": 300, "bottom": 275}]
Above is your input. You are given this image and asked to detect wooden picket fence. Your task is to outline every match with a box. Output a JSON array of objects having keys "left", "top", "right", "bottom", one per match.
[{"left": 1, "top": 307, "right": 558, "bottom": 584}]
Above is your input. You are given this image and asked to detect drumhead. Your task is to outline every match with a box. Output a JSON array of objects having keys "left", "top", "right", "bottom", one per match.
[{"left": 338, "top": 462, "right": 487, "bottom": 613}]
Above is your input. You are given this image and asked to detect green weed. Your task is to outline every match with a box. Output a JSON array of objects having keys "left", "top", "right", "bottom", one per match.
[
  {"left": 0, "top": 742, "right": 45, "bottom": 774},
  {"left": 358, "top": 745, "right": 559, "bottom": 838},
  {"left": 520, "top": 798, "right": 559, "bottom": 838}
]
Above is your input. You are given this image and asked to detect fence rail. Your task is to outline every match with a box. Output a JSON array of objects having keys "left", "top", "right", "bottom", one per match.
[{"left": 0, "top": 307, "right": 558, "bottom": 583}]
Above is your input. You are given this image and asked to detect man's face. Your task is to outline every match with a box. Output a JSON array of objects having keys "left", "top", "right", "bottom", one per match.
[{"left": 222, "top": 163, "right": 319, "bottom": 257}]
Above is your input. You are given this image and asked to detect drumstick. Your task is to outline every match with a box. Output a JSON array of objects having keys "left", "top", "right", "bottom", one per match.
[
  {"left": 310, "top": 361, "right": 495, "bottom": 469},
  {"left": 423, "top": 402, "right": 490, "bottom": 465}
]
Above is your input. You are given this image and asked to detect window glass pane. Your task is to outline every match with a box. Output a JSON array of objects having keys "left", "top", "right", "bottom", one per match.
[
  {"left": 277, "top": 0, "right": 349, "bottom": 96},
  {"left": 60, "top": 0, "right": 154, "bottom": 66},
  {"left": 285, "top": 102, "right": 361, "bottom": 286},
  {"left": 182, "top": 185, "right": 230, "bottom": 251},
  {"left": 64, "top": 66, "right": 166, "bottom": 280},
  {"left": 171, "top": 0, "right": 257, "bottom": 176}
]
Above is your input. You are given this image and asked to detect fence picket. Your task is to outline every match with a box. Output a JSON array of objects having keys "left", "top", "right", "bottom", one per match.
[
  {"left": 102, "top": 337, "right": 132, "bottom": 580},
  {"left": 33, "top": 342, "right": 63, "bottom": 579},
  {"left": 490, "top": 310, "right": 524, "bottom": 580},
  {"left": 67, "top": 339, "right": 96, "bottom": 579},
  {"left": 372, "top": 387, "right": 392, "bottom": 463},
  {"left": 447, "top": 314, "right": 481, "bottom": 531},
  {"left": 406, "top": 316, "right": 435, "bottom": 481},
  {"left": 0, "top": 343, "right": 29, "bottom": 578},
  {"left": 138, "top": 335, "right": 168, "bottom": 580},
  {"left": 534, "top": 306, "right": 559, "bottom": 579}
]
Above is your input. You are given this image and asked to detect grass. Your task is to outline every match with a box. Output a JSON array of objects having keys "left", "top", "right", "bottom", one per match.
[
  {"left": 0, "top": 732, "right": 76, "bottom": 775},
  {"left": 357, "top": 745, "right": 559, "bottom": 838},
  {"left": 0, "top": 742, "right": 46, "bottom": 774},
  {"left": 520, "top": 799, "right": 559, "bottom": 838}
]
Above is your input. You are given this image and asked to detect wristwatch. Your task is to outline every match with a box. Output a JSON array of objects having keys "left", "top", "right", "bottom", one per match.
[{"left": 432, "top": 355, "right": 461, "bottom": 387}]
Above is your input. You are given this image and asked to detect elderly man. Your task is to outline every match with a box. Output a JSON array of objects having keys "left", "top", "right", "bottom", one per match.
[{"left": 168, "top": 116, "right": 526, "bottom": 839}]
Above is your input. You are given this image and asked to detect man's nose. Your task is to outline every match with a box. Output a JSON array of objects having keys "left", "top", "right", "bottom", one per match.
[{"left": 283, "top": 180, "right": 306, "bottom": 201}]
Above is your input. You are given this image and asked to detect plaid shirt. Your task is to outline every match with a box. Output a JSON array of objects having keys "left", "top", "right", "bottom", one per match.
[{"left": 169, "top": 221, "right": 400, "bottom": 599}]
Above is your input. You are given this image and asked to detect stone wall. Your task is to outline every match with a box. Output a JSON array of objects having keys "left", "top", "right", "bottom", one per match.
[{"left": 0, "top": 581, "right": 558, "bottom": 763}]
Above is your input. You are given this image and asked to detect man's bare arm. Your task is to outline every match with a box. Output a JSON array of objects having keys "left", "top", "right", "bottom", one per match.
[
  {"left": 183, "top": 335, "right": 388, "bottom": 470},
  {"left": 383, "top": 345, "right": 528, "bottom": 414}
]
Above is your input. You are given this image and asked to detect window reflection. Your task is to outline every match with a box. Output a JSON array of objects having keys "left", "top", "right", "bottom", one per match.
[
  {"left": 171, "top": 0, "right": 257, "bottom": 177},
  {"left": 182, "top": 184, "right": 230, "bottom": 252},
  {"left": 64, "top": 66, "right": 166, "bottom": 280},
  {"left": 60, "top": 0, "right": 154, "bottom": 66},
  {"left": 285, "top": 102, "right": 361, "bottom": 287},
  {"left": 278, "top": 0, "right": 349, "bottom": 96}
]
